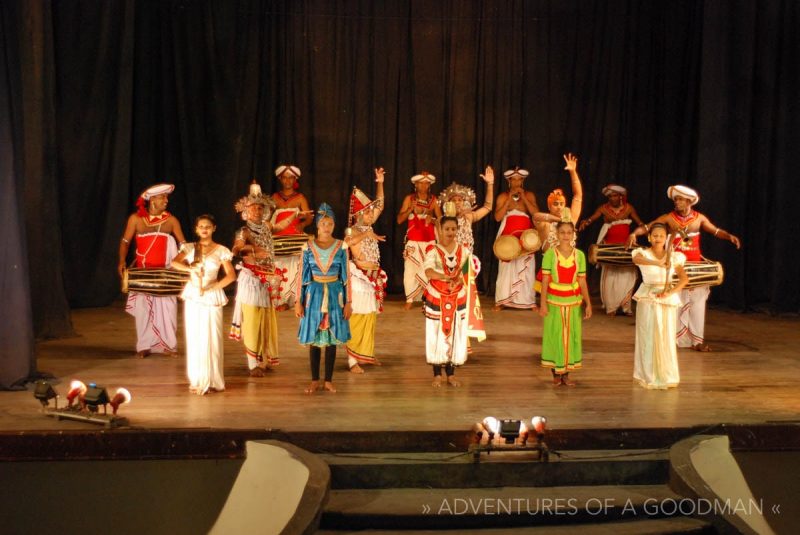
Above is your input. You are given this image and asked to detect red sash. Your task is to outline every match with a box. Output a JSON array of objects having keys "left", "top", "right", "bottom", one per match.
[
  {"left": 673, "top": 234, "right": 702, "bottom": 261},
  {"left": 134, "top": 234, "right": 169, "bottom": 268},
  {"left": 500, "top": 213, "right": 532, "bottom": 237},
  {"left": 604, "top": 222, "right": 631, "bottom": 244},
  {"left": 407, "top": 215, "right": 436, "bottom": 242}
]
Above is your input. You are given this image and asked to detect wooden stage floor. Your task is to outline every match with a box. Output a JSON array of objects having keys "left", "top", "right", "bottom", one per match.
[{"left": 2, "top": 297, "right": 799, "bottom": 434}]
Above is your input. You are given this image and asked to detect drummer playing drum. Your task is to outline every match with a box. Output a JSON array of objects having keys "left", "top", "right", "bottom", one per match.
[
  {"left": 118, "top": 183, "right": 187, "bottom": 358},
  {"left": 578, "top": 184, "right": 644, "bottom": 316},
  {"left": 626, "top": 185, "right": 741, "bottom": 352},
  {"left": 493, "top": 166, "right": 540, "bottom": 311}
]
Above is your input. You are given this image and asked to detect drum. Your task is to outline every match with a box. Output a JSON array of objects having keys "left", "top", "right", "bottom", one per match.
[
  {"left": 588, "top": 244, "right": 633, "bottom": 266},
  {"left": 122, "top": 268, "right": 188, "bottom": 296},
  {"left": 273, "top": 234, "right": 310, "bottom": 256},
  {"left": 678, "top": 260, "right": 724, "bottom": 289},
  {"left": 520, "top": 229, "right": 542, "bottom": 252},
  {"left": 493, "top": 235, "right": 522, "bottom": 261}
]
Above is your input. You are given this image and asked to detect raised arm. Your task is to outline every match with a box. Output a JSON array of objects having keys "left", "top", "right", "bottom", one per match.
[
  {"left": 472, "top": 166, "right": 495, "bottom": 222},
  {"left": 564, "top": 153, "right": 583, "bottom": 223}
]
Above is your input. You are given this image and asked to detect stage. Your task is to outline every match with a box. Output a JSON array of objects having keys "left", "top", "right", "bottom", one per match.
[{"left": 2, "top": 297, "right": 799, "bottom": 435}]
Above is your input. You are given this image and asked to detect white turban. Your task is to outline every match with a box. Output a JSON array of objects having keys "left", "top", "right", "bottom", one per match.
[
  {"left": 411, "top": 172, "right": 436, "bottom": 184},
  {"left": 274, "top": 164, "right": 301, "bottom": 178},
  {"left": 667, "top": 185, "right": 699, "bottom": 206},
  {"left": 602, "top": 184, "right": 627, "bottom": 197}
]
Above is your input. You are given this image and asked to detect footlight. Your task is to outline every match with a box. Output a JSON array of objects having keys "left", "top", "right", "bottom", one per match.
[
  {"left": 65, "top": 380, "right": 87, "bottom": 409},
  {"left": 33, "top": 381, "right": 58, "bottom": 409},
  {"left": 530, "top": 416, "right": 547, "bottom": 439},
  {"left": 482, "top": 416, "right": 500, "bottom": 441},
  {"left": 109, "top": 388, "right": 132, "bottom": 415},
  {"left": 83, "top": 384, "right": 110, "bottom": 414},
  {"left": 499, "top": 419, "right": 523, "bottom": 444}
]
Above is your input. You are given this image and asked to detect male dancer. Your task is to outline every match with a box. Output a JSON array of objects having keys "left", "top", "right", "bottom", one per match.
[
  {"left": 118, "top": 183, "right": 186, "bottom": 358},
  {"left": 397, "top": 172, "right": 442, "bottom": 309},
  {"left": 344, "top": 168, "right": 387, "bottom": 373},
  {"left": 578, "top": 184, "right": 644, "bottom": 315},
  {"left": 271, "top": 164, "right": 313, "bottom": 310},
  {"left": 493, "top": 167, "right": 539, "bottom": 310},
  {"left": 627, "top": 185, "right": 741, "bottom": 351}
]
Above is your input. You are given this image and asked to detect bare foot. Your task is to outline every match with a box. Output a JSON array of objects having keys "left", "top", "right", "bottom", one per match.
[
  {"left": 373, "top": 358, "right": 382, "bottom": 366},
  {"left": 136, "top": 350, "right": 150, "bottom": 359},
  {"left": 492, "top": 304, "right": 503, "bottom": 312},
  {"left": 323, "top": 381, "right": 337, "bottom": 393},
  {"left": 163, "top": 350, "right": 179, "bottom": 358},
  {"left": 349, "top": 364, "right": 365, "bottom": 374},
  {"left": 432, "top": 376, "right": 443, "bottom": 387},
  {"left": 275, "top": 304, "right": 289, "bottom": 312},
  {"left": 304, "top": 381, "right": 320, "bottom": 394},
  {"left": 623, "top": 310, "right": 634, "bottom": 317},
  {"left": 447, "top": 376, "right": 461, "bottom": 387},
  {"left": 530, "top": 304, "right": 539, "bottom": 311},
  {"left": 552, "top": 375, "right": 562, "bottom": 386},
  {"left": 249, "top": 367, "right": 265, "bottom": 378},
  {"left": 692, "top": 343, "right": 712, "bottom": 352},
  {"left": 403, "top": 302, "right": 413, "bottom": 311},
  {"left": 607, "top": 311, "right": 617, "bottom": 317},
  {"left": 561, "top": 374, "right": 577, "bottom": 386}
]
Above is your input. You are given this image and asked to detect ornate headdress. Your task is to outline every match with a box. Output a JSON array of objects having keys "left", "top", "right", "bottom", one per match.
[
  {"left": 136, "top": 183, "right": 174, "bottom": 216},
  {"left": 547, "top": 188, "right": 566, "bottom": 209},
  {"left": 234, "top": 181, "right": 276, "bottom": 222},
  {"left": 348, "top": 186, "right": 382, "bottom": 225},
  {"left": 667, "top": 185, "right": 699, "bottom": 206},
  {"left": 439, "top": 182, "right": 476, "bottom": 217}
]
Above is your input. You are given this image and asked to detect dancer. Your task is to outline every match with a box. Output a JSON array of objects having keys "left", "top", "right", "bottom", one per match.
[
  {"left": 118, "top": 183, "right": 186, "bottom": 358},
  {"left": 539, "top": 221, "right": 592, "bottom": 386},
  {"left": 295, "top": 203, "right": 351, "bottom": 393},
  {"left": 493, "top": 167, "right": 539, "bottom": 310},
  {"left": 272, "top": 164, "right": 313, "bottom": 310},
  {"left": 439, "top": 166, "right": 495, "bottom": 341},
  {"left": 171, "top": 215, "right": 236, "bottom": 395},
  {"left": 344, "top": 168, "right": 388, "bottom": 373},
  {"left": 231, "top": 181, "right": 308, "bottom": 377},
  {"left": 423, "top": 216, "right": 470, "bottom": 387},
  {"left": 632, "top": 223, "right": 688, "bottom": 389},
  {"left": 533, "top": 153, "right": 585, "bottom": 252},
  {"left": 578, "top": 184, "right": 644, "bottom": 315},
  {"left": 397, "top": 172, "right": 442, "bottom": 309},
  {"left": 626, "top": 185, "right": 741, "bottom": 351}
]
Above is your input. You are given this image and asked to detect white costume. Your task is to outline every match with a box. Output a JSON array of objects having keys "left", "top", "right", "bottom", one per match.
[
  {"left": 180, "top": 243, "right": 232, "bottom": 395},
  {"left": 596, "top": 219, "right": 637, "bottom": 314},
  {"left": 632, "top": 248, "right": 685, "bottom": 389}
]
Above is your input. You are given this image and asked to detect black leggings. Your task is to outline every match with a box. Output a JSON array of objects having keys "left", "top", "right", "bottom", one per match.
[
  {"left": 432, "top": 363, "right": 455, "bottom": 377},
  {"left": 310, "top": 345, "right": 336, "bottom": 382}
]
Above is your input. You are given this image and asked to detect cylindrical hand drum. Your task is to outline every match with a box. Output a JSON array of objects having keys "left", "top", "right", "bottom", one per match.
[
  {"left": 122, "top": 268, "right": 189, "bottom": 296},
  {"left": 273, "top": 234, "right": 310, "bottom": 256},
  {"left": 588, "top": 244, "right": 633, "bottom": 266},
  {"left": 678, "top": 260, "right": 724, "bottom": 289},
  {"left": 520, "top": 229, "right": 542, "bottom": 253}
]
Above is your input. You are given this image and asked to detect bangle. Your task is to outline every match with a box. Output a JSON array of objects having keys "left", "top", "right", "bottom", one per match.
[
  {"left": 643, "top": 224, "right": 649, "bottom": 232},
  {"left": 121, "top": 238, "right": 129, "bottom": 244},
  {"left": 714, "top": 228, "right": 721, "bottom": 237}
]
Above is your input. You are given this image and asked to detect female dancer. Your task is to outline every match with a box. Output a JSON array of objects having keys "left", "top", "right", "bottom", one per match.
[
  {"left": 539, "top": 221, "right": 592, "bottom": 386},
  {"left": 295, "top": 203, "right": 352, "bottom": 393},
  {"left": 423, "top": 216, "right": 470, "bottom": 387},
  {"left": 631, "top": 223, "right": 688, "bottom": 389},
  {"left": 171, "top": 215, "right": 236, "bottom": 395}
]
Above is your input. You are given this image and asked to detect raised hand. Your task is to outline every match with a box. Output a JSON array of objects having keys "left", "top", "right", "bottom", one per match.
[
  {"left": 374, "top": 167, "right": 385, "bottom": 183},
  {"left": 563, "top": 153, "right": 578, "bottom": 172}
]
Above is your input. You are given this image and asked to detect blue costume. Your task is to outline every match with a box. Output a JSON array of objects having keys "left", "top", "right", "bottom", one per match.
[{"left": 297, "top": 239, "right": 351, "bottom": 346}]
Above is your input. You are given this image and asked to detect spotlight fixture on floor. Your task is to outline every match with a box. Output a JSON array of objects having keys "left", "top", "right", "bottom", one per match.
[
  {"left": 33, "top": 381, "right": 58, "bottom": 409},
  {"left": 499, "top": 419, "right": 523, "bottom": 444},
  {"left": 83, "top": 384, "right": 110, "bottom": 414},
  {"left": 65, "top": 380, "right": 87, "bottom": 408},
  {"left": 109, "top": 388, "right": 132, "bottom": 415}
]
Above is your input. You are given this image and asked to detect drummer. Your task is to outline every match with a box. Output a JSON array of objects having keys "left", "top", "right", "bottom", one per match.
[
  {"left": 626, "top": 185, "right": 741, "bottom": 351},
  {"left": 118, "top": 183, "right": 187, "bottom": 358},
  {"left": 578, "top": 184, "right": 644, "bottom": 316},
  {"left": 271, "top": 164, "right": 314, "bottom": 310},
  {"left": 493, "top": 166, "right": 540, "bottom": 311},
  {"left": 231, "top": 181, "right": 307, "bottom": 377}
]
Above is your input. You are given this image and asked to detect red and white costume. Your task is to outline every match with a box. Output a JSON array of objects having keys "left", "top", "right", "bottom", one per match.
[
  {"left": 423, "top": 243, "right": 470, "bottom": 366},
  {"left": 596, "top": 186, "right": 637, "bottom": 314},
  {"left": 125, "top": 213, "right": 179, "bottom": 354},
  {"left": 494, "top": 210, "right": 537, "bottom": 308},
  {"left": 271, "top": 193, "right": 306, "bottom": 308},
  {"left": 403, "top": 178, "right": 438, "bottom": 303}
]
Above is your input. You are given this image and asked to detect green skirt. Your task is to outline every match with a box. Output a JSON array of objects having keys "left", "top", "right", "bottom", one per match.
[{"left": 540, "top": 304, "right": 583, "bottom": 373}]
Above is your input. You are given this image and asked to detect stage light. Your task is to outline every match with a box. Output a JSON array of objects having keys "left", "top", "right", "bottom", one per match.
[
  {"left": 530, "top": 416, "right": 547, "bottom": 438},
  {"left": 33, "top": 381, "right": 57, "bottom": 408},
  {"left": 482, "top": 416, "right": 500, "bottom": 440},
  {"left": 472, "top": 422, "right": 486, "bottom": 442},
  {"left": 83, "top": 384, "right": 110, "bottom": 413},
  {"left": 65, "top": 380, "right": 87, "bottom": 408},
  {"left": 109, "top": 388, "right": 132, "bottom": 415},
  {"left": 499, "top": 419, "right": 522, "bottom": 444}
]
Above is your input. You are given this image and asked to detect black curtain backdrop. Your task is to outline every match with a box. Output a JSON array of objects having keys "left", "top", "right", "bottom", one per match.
[{"left": 3, "top": 1, "right": 798, "bottom": 379}]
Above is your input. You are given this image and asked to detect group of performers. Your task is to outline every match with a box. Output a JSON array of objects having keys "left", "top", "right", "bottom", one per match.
[{"left": 119, "top": 157, "right": 741, "bottom": 395}]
